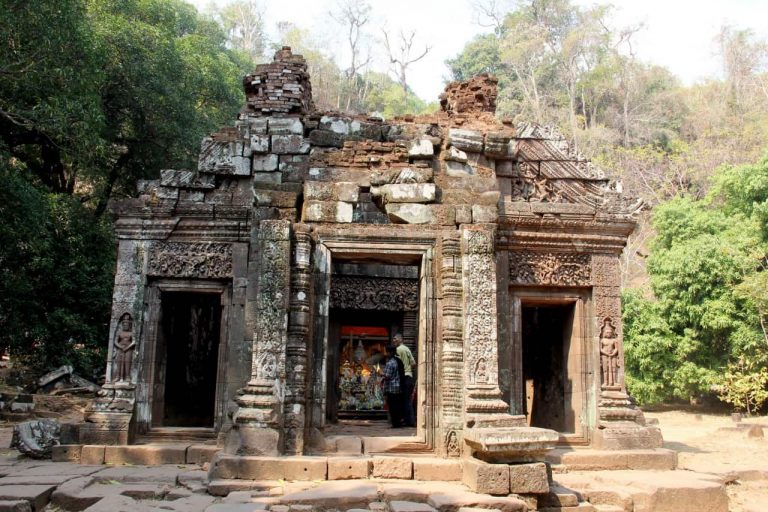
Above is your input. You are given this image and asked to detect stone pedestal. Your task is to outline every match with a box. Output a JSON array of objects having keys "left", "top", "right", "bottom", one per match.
[
  {"left": 80, "top": 383, "right": 136, "bottom": 445},
  {"left": 464, "top": 427, "right": 559, "bottom": 463},
  {"left": 594, "top": 390, "right": 663, "bottom": 450}
]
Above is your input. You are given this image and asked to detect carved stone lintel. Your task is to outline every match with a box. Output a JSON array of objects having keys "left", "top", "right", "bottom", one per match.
[
  {"left": 509, "top": 251, "right": 590, "bottom": 286},
  {"left": 330, "top": 276, "right": 419, "bottom": 311},
  {"left": 147, "top": 242, "right": 233, "bottom": 279}
]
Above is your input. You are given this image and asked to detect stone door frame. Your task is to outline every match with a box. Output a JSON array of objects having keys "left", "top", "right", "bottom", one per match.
[
  {"left": 309, "top": 230, "right": 437, "bottom": 451},
  {"left": 136, "top": 279, "right": 232, "bottom": 434},
  {"left": 507, "top": 287, "right": 595, "bottom": 445}
]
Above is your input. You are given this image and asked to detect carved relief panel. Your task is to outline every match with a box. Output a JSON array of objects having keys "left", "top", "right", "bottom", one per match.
[
  {"left": 147, "top": 242, "right": 233, "bottom": 279},
  {"left": 330, "top": 277, "right": 419, "bottom": 311},
  {"left": 509, "top": 251, "right": 591, "bottom": 286}
]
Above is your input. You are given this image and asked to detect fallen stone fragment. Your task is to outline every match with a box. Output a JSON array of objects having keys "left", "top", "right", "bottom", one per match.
[{"left": 11, "top": 419, "right": 60, "bottom": 459}]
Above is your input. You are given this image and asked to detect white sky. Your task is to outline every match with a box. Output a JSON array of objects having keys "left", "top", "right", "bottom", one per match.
[{"left": 192, "top": 0, "right": 768, "bottom": 101}]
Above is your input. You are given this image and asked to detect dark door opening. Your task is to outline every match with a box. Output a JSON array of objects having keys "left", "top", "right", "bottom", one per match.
[
  {"left": 158, "top": 292, "right": 221, "bottom": 428},
  {"left": 522, "top": 303, "right": 575, "bottom": 433}
]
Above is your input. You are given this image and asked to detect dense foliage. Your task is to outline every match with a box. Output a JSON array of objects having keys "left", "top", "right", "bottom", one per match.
[
  {"left": 623, "top": 155, "right": 768, "bottom": 407},
  {"left": 0, "top": 0, "right": 249, "bottom": 377}
]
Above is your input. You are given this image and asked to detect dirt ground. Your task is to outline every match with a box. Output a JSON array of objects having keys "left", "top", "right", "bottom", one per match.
[{"left": 646, "top": 410, "right": 768, "bottom": 512}]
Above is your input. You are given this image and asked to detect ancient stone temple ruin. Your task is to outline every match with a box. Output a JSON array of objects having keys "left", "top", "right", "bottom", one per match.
[{"left": 81, "top": 46, "right": 660, "bottom": 484}]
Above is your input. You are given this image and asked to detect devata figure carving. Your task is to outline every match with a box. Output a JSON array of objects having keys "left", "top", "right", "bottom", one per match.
[
  {"left": 599, "top": 318, "right": 619, "bottom": 388},
  {"left": 113, "top": 313, "right": 136, "bottom": 383}
]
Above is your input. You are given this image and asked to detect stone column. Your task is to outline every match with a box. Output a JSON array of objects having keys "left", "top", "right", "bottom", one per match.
[
  {"left": 438, "top": 234, "right": 465, "bottom": 456},
  {"left": 592, "top": 253, "right": 662, "bottom": 449},
  {"left": 460, "top": 225, "right": 515, "bottom": 426},
  {"left": 81, "top": 239, "right": 148, "bottom": 445},
  {"left": 460, "top": 225, "right": 558, "bottom": 462},
  {"left": 284, "top": 223, "right": 312, "bottom": 454},
  {"left": 229, "top": 220, "right": 291, "bottom": 455}
]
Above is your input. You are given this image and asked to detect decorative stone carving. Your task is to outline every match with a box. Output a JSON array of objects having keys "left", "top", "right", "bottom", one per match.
[
  {"left": 11, "top": 419, "right": 61, "bottom": 458},
  {"left": 510, "top": 162, "right": 563, "bottom": 203},
  {"left": 330, "top": 277, "right": 419, "bottom": 311},
  {"left": 112, "top": 313, "right": 136, "bottom": 383},
  {"left": 148, "top": 242, "right": 233, "bottom": 279},
  {"left": 509, "top": 251, "right": 591, "bottom": 286},
  {"left": 440, "top": 236, "right": 465, "bottom": 434},
  {"left": 599, "top": 318, "right": 620, "bottom": 389},
  {"left": 446, "top": 430, "right": 461, "bottom": 457}
]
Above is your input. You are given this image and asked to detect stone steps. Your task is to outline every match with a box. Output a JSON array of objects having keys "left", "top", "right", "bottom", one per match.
[
  {"left": 52, "top": 444, "right": 221, "bottom": 465},
  {"left": 546, "top": 448, "right": 677, "bottom": 472},
  {"left": 554, "top": 469, "right": 730, "bottom": 512}
]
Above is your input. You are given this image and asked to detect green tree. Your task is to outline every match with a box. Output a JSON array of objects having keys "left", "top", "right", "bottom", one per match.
[{"left": 623, "top": 155, "right": 768, "bottom": 406}]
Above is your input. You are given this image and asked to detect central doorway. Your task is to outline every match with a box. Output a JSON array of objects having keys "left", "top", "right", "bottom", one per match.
[
  {"left": 325, "top": 261, "right": 420, "bottom": 434},
  {"left": 155, "top": 291, "right": 222, "bottom": 428},
  {"left": 521, "top": 302, "right": 576, "bottom": 434}
]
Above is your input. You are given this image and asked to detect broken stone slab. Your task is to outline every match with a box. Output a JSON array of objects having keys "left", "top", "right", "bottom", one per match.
[
  {"left": 445, "top": 161, "right": 475, "bottom": 177},
  {"left": 385, "top": 203, "right": 436, "bottom": 224},
  {"left": 93, "top": 465, "right": 191, "bottom": 484},
  {"left": 69, "top": 374, "right": 100, "bottom": 393},
  {"left": 206, "top": 480, "right": 278, "bottom": 498},
  {"left": 319, "top": 116, "right": 352, "bottom": 135},
  {"left": 463, "top": 427, "right": 559, "bottom": 463},
  {"left": 408, "top": 139, "right": 434, "bottom": 159},
  {"left": 303, "top": 201, "right": 354, "bottom": 223},
  {"left": 11, "top": 419, "right": 60, "bottom": 459},
  {"left": 37, "top": 365, "right": 73, "bottom": 388},
  {"left": 370, "top": 167, "right": 433, "bottom": 186},
  {"left": 205, "top": 503, "right": 268, "bottom": 512},
  {"left": 159, "top": 170, "right": 216, "bottom": 190},
  {"left": 371, "top": 184, "right": 436, "bottom": 204},
  {"left": 448, "top": 129, "right": 483, "bottom": 153},
  {"left": 444, "top": 146, "right": 468, "bottom": 163},
  {"left": 427, "top": 491, "right": 527, "bottom": 512},
  {"left": 379, "top": 482, "right": 459, "bottom": 502},
  {"left": 279, "top": 481, "right": 379, "bottom": 510},
  {"left": 0, "top": 500, "right": 31, "bottom": 512},
  {"left": 81, "top": 494, "right": 151, "bottom": 512},
  {"left": 0, "top": 485, "right": 56, "bottom": 512},
  {"left": 303, "top": 182, "right": 359, "bottom": 202},
  {"left": 389, "top": 501, "right": 437, "bottom": 512}
]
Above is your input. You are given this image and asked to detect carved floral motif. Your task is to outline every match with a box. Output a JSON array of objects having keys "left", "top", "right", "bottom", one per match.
[
  {"left": 148, "top": 242, "right": 232, "bottom": 278},
  {"left": 464, "top": 228, "right": 497, "bottom": 387},
  {"left": 509, "top": 251, "right": 591, "bottom": 286},
  {"left": 330, "top": 277, "right": 419, "bottom": 311}
]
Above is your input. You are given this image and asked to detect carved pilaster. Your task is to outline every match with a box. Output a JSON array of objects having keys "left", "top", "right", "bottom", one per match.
[
  {"left": 284, "top": 224, "right": 312, "bottom": 454},
  {"left": 439, "top": 235, "right": 464, "bottom": 455},
  {"left": 460, "top": 225, "right": 519, "bottom": 426},
  {"left": 591, "top": 254, "right": 662, "bottom": 449},
  {"left": 230, "top": 220, "right": 291, "bottom": 455}
]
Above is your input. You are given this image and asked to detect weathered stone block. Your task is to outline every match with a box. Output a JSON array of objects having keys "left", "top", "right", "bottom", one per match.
[
  {"left": 455, "top": 204, "right": 472, "bottom": 225},
  {"left": 408, "top": 139, "right": 434, "bottom": 158},
  {"left": 484, "top": 132, "right": 516, "bottom": 159},
  {"left": 448, "top": 129, "right": 483, "bottom": 153},
  {"left": 272, "top": 135, "right": 310, "bottom": 155},
  {"left": 269, "top": 117, "right": 304, "bottom": 135},
  {"left": 280, "top": 457, "right": 328, "bottom": 481},
  {"left": 104, "top": 445, "right": 187, "bottom": 465},
  {"left": 385, "top": 203, "right": 436, "bottom": 224},
  {"left": 372, "top": 183, "right": 436, "bottom": 204},
  {"left": 328, "top": 458, "right": 370, "bottom": 480},
  {"left": 0, "top": 485, "right": 55, "bottom": 512},
  {"left": 389, "top": 501, "right": 437, "bottom": 512},
  {"left": 252, "top": 154, "right": 279, "bottom": 172},
  {"left": 462, "top": 458, "right": 510, "bottom": 495},
  {"left": 304, "top": 182, "right": 359, "bottom": 202},
  {"left": 232, "top": 156, "right": 251, "bottom": 176},
  {"left": 250, "top": 134, "right": 269, "bottom": 154},
  {"left": 445, "top": 146, "right": 468, "bottom": 163},
  {"left": 160, "top": 169, "right": 215, "bottom": 189},
  {"left": 370, "top": 167, "right": 433, "bottom": 186},
  {"left": 237, "top": 456, "right": 284, "bottom": 480},
  {"left": 372, "top": 457, "right": 413, "bottom": 479},
  {"left": 253, "top": 189, "right": 298, "bottom": 208},
  {"left": 320, "top": 115, "right": 351, "bottom": 134},
  {"left": 309, "top": 129, "right": 344, "bottom": 148},
  {"left": 187, "top": 445, "right": 220, "bottom": 465},
  {"left": 303, "top": 201, "right": 354, "bottom": 223},
  {"left": 249, "top": 118, "right": 268, "bottom": 134},
  {"left": 508, "top": 462, "right": 549, "bottom": 494},
  {"left": 80, "top": 445, "right": 105, "bottom": 465},
  {"left": 52, "top": 445, "right": 82, "bottom": 463},
  {"left": 472, "top": 204, "right": 498, "bottom": 223},
  {"left": 253, "top": 172, "right": 282, "bottom": 185},
  {"left": 413, "top": 458, "right": 462, "bottom": 481}
]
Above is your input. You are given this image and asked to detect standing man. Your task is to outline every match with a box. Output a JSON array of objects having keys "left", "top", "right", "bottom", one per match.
[
  {"left": 382, "top": 344, "right": 404, "bottom": 428},
  {"left": 394, "top": 334, "right": 416, "bottom": 427}
]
